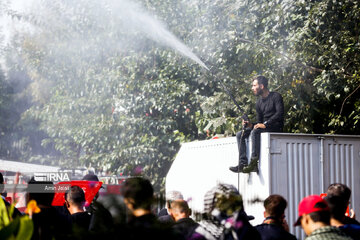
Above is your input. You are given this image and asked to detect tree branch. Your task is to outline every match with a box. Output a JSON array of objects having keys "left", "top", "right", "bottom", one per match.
[{"left": 339, "top": 82, "right": 360, "bottom": 116}]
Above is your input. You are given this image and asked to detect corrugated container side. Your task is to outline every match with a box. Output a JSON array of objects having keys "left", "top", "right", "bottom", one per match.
[
  {"left": 166, "top": 133, "right": 360, "bottom": 240},
  {"left": 267, "top": 134, "right": 322, "bottom": 239},
  {"left": 266, "top": 133, "right": 360, "bottom": 239},
  {"left": 323, "top": 137, "right": 360, "bottom": 216}
]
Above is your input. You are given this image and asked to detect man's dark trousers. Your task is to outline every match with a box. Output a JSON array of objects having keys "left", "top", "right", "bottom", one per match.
[{"left": 236, "top": 127, "right": 281, "bottom": 166}]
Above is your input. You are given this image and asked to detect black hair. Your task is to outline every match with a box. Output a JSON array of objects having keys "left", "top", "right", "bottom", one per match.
[
  {"left": 264, "top": 194, "right": 287, "bottom": 219},
  {"left": 324, "top": 195, "right": 348, "bottom": 221},
  {"left": 327, "top": 183, "right": 351, "bottom": 202},
  {"left": 254, "top": 75, "right": 268, "bottom": 89},
  {"left": 65, "top": 185, "right": 86, "bottom": 208},
  {"left": 82, "top": 174, "right": 99, "bottom": 181},
  {"left": 308, "top": 202, "right": 330, "bottom": 224},
  {"left": 122, "top": 177, "right": 154, "bottom": 210}
]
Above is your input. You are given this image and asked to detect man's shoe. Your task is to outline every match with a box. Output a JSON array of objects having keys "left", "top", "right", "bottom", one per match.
[
  {"left": 242, "top": 158, "right": 259, "bottom": 173},
  {"left": 229, "top": 164, "right": 246, "bottom": 173}
]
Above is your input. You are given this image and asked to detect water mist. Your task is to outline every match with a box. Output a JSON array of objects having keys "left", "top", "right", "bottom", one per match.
[{"left": 105, "top": 0, "right": 209, "bottom": 70}]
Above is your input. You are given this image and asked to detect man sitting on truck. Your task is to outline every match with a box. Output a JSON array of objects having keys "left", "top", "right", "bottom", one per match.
[{"left": 229, "top": 75, "right": 284, "bottom": 173}]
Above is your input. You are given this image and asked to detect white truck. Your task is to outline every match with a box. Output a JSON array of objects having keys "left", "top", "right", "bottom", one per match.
[{"left": 166, "top": 133, "right": 360, "bottom": 239}]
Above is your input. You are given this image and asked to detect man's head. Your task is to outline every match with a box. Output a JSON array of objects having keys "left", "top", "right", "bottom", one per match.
[
  {"left": 326, "top": 183, "right": 351, "bottom": 202},
  {"left": 82, "top": 173, "right": 99, "bottom": 182},
  {"left": 325, "top": 183, "right": 351, "bottom": 223},
  {"left": 264, "top": 194, "right": 287, "bottom": 220},
  {"left": 295, "top": 195, "right": 330, "bottom": 236},
  {"left": 82, "top": 173, "right": 100, "bottom": 201},
  {"left": 165, "top": 190, "right": 183, "bottom": 210},
  {"left": 65, "top": 185, "right": 86, "bottom": 213},
  {"left": 26, "top": 177, "right": 55, "bottom": 207},
  {"left": 122, "top": 177, "right": 154, "bottom": 213},
  {"left": 252, "top": 75, "right": 268, "bottom": 96},
  {"left": 169, "top": 200, "right": 191, "bottom": 222},
  {"left": 324, "top": 195, "right": 349, "bottom": 223},
  {"left": 203, "top": 183, "right": 243, "bottom": 218}
]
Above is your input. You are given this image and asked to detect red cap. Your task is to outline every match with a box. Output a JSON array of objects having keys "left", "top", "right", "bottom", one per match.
[{"left": 294, "top": 195, "right": 329, "bottom": 226}]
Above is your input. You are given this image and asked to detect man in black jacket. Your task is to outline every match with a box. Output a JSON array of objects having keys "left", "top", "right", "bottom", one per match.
[
  {"left": 65, "top": 185, "right": 92, "bottom": 231},
  {"left": 122, "top": 177, "right": 183, "bottom": 240},
  {"left": 169, "top": 200, "right": 199, "bottom": 239},
  {"left": 230, "top": 75, "right": 284, "bottom": 173},
  {"left": 255, "top": 194, "right": 297, "bottom": 240}
]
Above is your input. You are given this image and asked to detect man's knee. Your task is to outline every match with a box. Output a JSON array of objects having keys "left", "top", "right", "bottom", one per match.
[
  {"left": 251, "top": 128, "right": 263, "bottom": 135},
  {"left": 236, "top": 131, "right": 243, "bottom": 138}
]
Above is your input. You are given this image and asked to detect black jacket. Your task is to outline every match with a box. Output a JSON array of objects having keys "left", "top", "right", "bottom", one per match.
[
  {"left": 255, "top": 223, "right": 297, "bottom": 240},
  {"left": 173, "top": 218, "right": 199, "bottom": 240},
  {"left": 255, "top": 92, "right": 284, "bottom": 131},
  {"left": 125, "top": 213, "right": 184, "bottom": 240}
]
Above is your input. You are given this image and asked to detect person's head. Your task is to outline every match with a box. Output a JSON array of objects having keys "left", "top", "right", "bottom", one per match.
[
  {"left": 82, "top": 173, "right": 100, "bottom": 201},
  {"left": 324, "top": 195, "right": 348, "bottom": 223},
  {"left": 165, "top": 190, "right": 183, "bottom": 210},
  {"left": 252, "top": 75, "right": 268, "bottom": 96},
  {"left": 122, "top": 177, "right": 154, "bottom": 213},
  {"left": 264, "top": 194, "right": 287, "bottom": 221},
  {"left": 65, "top": 185, "right": 86, "bottom": 213},
  {"left": 203, "top": 183, "right": 243, "bottom": 220},
  {"left": 26, "top": 177, "right": 55, "bottom": 207},
  {"left": 326, "top": 183, "right": 351, "bottom": 202},
  {"left": 295, "top": 195, "right": 330, "bottom": 236},
  {"left": 82, "top": 174, "right": 99, "bottom": 182},
  {"left": 169, "top": 200, "right": 191, "bottom": 222},
  {"left": 326, "top": 183, "right": 351, "bottom": 222}
]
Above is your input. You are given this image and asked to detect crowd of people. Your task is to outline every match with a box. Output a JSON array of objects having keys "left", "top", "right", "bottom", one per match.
[{"left": 1, "top": 171, "right": 360, "bottom": 240}]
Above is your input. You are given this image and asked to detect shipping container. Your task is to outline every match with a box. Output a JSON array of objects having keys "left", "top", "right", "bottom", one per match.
[{"left": 166, "top": 133, "right": 360, "bottom": 239}]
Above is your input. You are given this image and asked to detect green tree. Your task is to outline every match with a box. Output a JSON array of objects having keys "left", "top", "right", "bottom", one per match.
[
  {"left": 2, "top": 0, "right": 360, "bottom": 192},
  {"left": 193, "top": 0, "right": 360, "bottom": 135}
]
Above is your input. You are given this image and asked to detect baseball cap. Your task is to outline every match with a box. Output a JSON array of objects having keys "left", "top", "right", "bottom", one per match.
[{"left": 294, "top": 195, "right": 329, "bottom": 226}]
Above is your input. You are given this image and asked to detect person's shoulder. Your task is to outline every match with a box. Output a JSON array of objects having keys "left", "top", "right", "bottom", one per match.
[
  {"left": 344, "top": 216, "right": 360, "bottom": 225},
  {"left": 341, "top": 223, "right": 360, "bottom": 230},
  {"left": 339, "top": 224, "right": 360, "bottom": 240},
  {"left": 179, "top": 217, "right": 197, "bottom": 223},
  {"left": 71, "top": 211, "right": 92, "bottom": 223},
  {"left": 158, "top": 214, "right": 174, "bottom": 223},
  {"left": 72, "top": 211, "right": 91, "bottom": 217},
  {"left": 243, "top": 223, "right": 262, "bottom": 240},
  {"left": 270, "top": 91, "right": 283, "bottom": 99},
  {"left": 255, "top": 224, "right": 296, "bottom": 240},
  {"left": 174, "top": 217, "right": 199, "bottom": 228},
  {"left": 128, "top": 214, "right": 183, "bottom": 240},
  {"left": 310, "top": 226, "right": 352, "bottom": 240}
]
